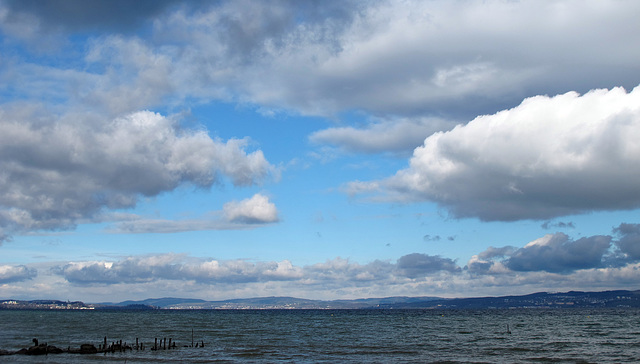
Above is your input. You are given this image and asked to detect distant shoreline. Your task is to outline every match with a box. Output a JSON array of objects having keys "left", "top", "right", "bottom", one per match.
[{"left": 3, "top": 289, "right": 640, "bottom": 310}]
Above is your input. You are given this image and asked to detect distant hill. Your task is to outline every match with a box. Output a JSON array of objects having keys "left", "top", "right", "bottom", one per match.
[
  {"left": 115, "top": 297, "right": 208, "bottom": 308},
  {"left": 106, "top": 290, "right": 640, "bottom": 309},
  {"left": 4, "top": 290, "right": 640, "bottom": 310},
  {"left": 103, "top": 295, "right": 441, "bottom": 309},
  {"left": 381, "top": 290, "right": 640, "bottom": 309},
  {"left": 102, "top": 290, "right": 640, "bottom": 309}
]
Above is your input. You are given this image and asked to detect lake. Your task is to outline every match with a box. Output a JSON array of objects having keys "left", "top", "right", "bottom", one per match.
[{"left": 1, "top": 308, "right": 639, "bottom": 363}]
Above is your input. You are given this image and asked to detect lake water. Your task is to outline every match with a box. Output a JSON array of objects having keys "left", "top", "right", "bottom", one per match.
[{"left": 1, "top": 308, "right": 640, "bottom": 363}]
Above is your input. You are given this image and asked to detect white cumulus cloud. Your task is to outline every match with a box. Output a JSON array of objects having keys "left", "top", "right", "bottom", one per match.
[
  {"left": 223, "top": 193, "right": 279, "bottom": 224},
  {"left": 355, "top": 85, "right": 640, "bottom": 221},
  {"left": 0, "top": 108, "right": 275, "bottom": 240}
]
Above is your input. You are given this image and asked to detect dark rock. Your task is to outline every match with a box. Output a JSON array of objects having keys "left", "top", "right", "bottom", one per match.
[
  {"left": 47, "top": 345, "right": 63, "bottom": 354},
  {"left": 23, "top": 344, "right": 63, "bottom": 355},
  {"left": 79, "top": 343, "right": 98, "bottom": 354},
  {"left": 25, "top": 344, "right": 48, "bottom": 355}
]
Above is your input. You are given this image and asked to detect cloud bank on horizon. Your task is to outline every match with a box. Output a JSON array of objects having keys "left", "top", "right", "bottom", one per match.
[
  {"left": 2, "top": 222, "right": 640, "bottom": 301},
  {"left": 1, "top": 0, "right": 640, "bottom": 301}
]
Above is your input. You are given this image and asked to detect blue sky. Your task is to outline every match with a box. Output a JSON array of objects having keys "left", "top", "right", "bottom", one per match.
[{"left": 1, "top": 0, "right": 640, "bottom": 302}]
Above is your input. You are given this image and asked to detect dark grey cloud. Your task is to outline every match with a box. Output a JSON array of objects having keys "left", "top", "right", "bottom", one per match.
[
  {"left": 468, "top": 225, "right": 640, "bottom": 275},
  {"left": 541, "top": 221, "right": 575, "bottom": 230},
  {"left": 150, "top": 0, "right": 360, "bottom": 68},
  {"left": 505, "top": 233, "right": 611, "bottom": 273},
  {"left": 2, "top": 0, "right": 184, "bottom": 32},
  {"left": 423, "top": 235, "right": 441, "bottom": 242},
  {"left": 614, "top": 223, "right": 640, "bottom": 260},
  {"left": 396, "top": 253, "right": 459, "bottom": 278},
  {"left": 0, "top": 264, "right": 37, "bottom": 283}
]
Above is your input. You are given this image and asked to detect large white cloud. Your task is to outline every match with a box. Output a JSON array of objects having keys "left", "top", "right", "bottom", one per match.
[
  {"left": 0, "top": 109, "right": 275, "bottom": 240},
  {"left": 353, "top": 85, "right": 640, "bottom": 221}
]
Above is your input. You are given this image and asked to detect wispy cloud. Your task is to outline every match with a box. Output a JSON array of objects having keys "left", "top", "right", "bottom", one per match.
[
  {"left": 541, "top": 221, "right": 576, "bottom": 230},
  {"left": 107, "top": 194, "right": 279, "bottom": 234},
  {"left": 310, "top": 117, "right": 455, "bottom": 155}
]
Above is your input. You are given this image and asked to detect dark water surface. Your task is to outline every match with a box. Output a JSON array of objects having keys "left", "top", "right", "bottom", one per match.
[{"left": 1, "top": 308, "right": 640, "bottom": 363}]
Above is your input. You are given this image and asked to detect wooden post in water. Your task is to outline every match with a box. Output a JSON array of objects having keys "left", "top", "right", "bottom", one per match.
[
  {"left": 154, "top": 337, "right": 158, "bottom": 350},
  {"left": 103, "top": 337, "right": 107, "bottom": 351},
  {"left": 136, "top": 338, "right": 139, "bottom": 350},
  {"left": 192, "top": 328, "right": 194, "bottom": 347}
]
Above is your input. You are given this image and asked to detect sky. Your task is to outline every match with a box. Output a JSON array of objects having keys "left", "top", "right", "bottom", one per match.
[{"left": 1, "top": 0, "right": 640, "bottom": 303}]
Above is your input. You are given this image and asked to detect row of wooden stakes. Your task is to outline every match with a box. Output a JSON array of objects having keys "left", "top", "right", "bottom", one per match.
[{"left": 0, "top": 335, "right": 206, "bottom": 356}]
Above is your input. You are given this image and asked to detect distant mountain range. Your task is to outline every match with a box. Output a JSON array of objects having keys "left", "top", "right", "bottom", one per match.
[
  {"left": 104, "top": 295, "right": 442, "bottom": 309},
  {"left": 101, "top": 289, "right": 640, "bottom": 309},
  {"left": 3, "top": 290, "right": 640, "bottom": 310}
]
